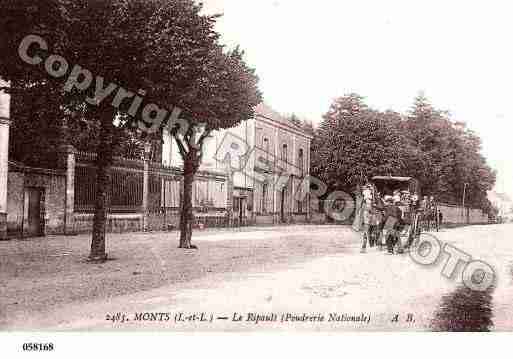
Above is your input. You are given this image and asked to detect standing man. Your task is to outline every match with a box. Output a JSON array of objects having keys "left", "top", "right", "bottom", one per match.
[
  {"left": 420, "top": 196, "right": 429, "bottom": 232},
  {"left": 360, "top": 198, "right": 372, "bottom": 253},
  {"left": 352, "top": 188, "right": 364, "bottom": 232},
  {"left": 360, "top": 184, "right": 373, "bottom": 253},
  {"left": 405, "top": 193, "right": 420, "bottom": 249},
  {"left": 382, "top": 196, "right": 403, "bottom": 254},
  {"left": 371, "top": 192, "right": 385, "bottom": 249},
  {"left": 430, "top": 196, "right": 439, "bottom": 231}
]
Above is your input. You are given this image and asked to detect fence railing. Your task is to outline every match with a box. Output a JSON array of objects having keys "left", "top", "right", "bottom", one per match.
[
  {"left": 75, "top": 152, "right": 145, "bottom": 213},
  {"left": 74, "top": 151, "right": 230, "bottom": 222}
]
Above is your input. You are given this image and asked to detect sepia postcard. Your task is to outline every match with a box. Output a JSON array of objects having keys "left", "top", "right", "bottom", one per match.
[{"left": 1, "top": 0, "right": 513, "bottom": 357}]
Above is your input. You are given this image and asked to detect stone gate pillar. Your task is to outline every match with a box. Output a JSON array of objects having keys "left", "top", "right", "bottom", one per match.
[
  {"left": 0, "top": 79, "right": 11, "bottom": 240},
  {"left": 59, "top": 144, "right": 77, "bottom": 234},
  {"left": 226, "top": 169, "right": 234, "bottom": 227},
  {"left": 142, "top": 142, "right": 151, "bottom": 232}
]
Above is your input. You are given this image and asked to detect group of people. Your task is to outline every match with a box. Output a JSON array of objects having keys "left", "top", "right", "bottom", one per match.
[{"left": 357, "top": 183, "right": 442, "bottom": 255}]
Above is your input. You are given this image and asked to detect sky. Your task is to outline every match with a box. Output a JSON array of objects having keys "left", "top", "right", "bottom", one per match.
[{"left": 201, "top": 0, "right": 513, "bottom": 199}]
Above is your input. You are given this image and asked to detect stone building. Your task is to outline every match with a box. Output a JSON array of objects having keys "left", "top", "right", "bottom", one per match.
[
  {"left": 161, "top": 103, "right": 314, "bottom": 225},
  {"left": 251, "top": 104, "right": 313, "bottom": 224}
]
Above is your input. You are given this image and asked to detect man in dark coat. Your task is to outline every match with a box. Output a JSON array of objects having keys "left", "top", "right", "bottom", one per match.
[{"left": 382, "top": 198, "right": 404, "bottom": 254}]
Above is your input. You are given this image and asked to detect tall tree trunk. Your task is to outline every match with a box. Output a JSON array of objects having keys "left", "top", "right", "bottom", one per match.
[
  {"left": 179, "top": 152, "right": 199, "bottom": 249},
  {"left": 89, "top": 114, "right": 115, "bottom": 261}
]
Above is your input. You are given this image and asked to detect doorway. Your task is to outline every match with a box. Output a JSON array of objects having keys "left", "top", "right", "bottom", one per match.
[
  {"left": 233, "top": 197, "right": 247, "bottom": 226},
  {"left": 26, "top": 187, "right": 45, "bottom": 237},
  {"left": 280, "top": 187, "right": 287, "bottom": 223}
]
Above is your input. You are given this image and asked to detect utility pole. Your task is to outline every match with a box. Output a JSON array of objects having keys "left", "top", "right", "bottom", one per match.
[{"left": 462, "top": 183, "right": 469, "bottom": 222}]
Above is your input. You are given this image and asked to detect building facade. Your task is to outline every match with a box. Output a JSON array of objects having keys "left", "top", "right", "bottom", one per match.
[
  {"left": 251, "top": 104, "right": 312, "bottom": 224},
  {"left": 161, "top": 103, "right": 314, "bottom": 225}
]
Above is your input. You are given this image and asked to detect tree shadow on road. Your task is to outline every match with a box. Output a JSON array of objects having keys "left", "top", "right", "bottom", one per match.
[{"left": 430, "top": 285, "right": 495, "bottom": 332}]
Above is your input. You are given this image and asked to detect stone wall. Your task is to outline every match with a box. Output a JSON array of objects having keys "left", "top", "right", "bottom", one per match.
[
  {"left": 255, "top": 214, "right": 275, "bottom": 225},
  {"left": 74, "top": 213, "right": 144, "bottom": 234},
  {"left": 25, "top": 170, "right": 66, "bottom": 235},
  {"left": 6, "top": 171, "right": 23, "bottom": 235},
  {"left": 438, "top": 204, "right": 462, "bottom": 224},
  {"left": 7, "top": 164, "right": 66, "bottom": 237},
  {"left": 437, "top": 203, "right": 488, "bottom": 225},
  {"left": 468, "top": 208, "right": 489, "bottom": 224},
  {"left": 292, "top": 214, "right": 309, "bottom": 223}
]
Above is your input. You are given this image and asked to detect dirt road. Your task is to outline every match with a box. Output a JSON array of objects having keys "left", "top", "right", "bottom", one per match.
[{"left": 2, "top": 224, "right": 512, "bottom": 331}]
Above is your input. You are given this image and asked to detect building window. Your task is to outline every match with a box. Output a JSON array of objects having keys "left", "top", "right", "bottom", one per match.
[
  {"left": 161, "top": 179, "right": 181, "bottom": 208},
  {"left": 298, "top": 148, "right": 304, "bottom": 176},
  {"left": 233, "top": 196, "right": 240, "bottom": 213},
  {"left": 297, "top": 199, "right": 303, "bottom": 214},
  {"left": 282, "top": 144, "right": 288, "bottom": 163},
  {"left": 192, "top": 179, "right": 226, "bottom": 208}
]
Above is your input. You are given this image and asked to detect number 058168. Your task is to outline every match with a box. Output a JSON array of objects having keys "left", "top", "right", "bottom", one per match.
[{"left": 22, "top": 343, "right": 54, "bottom": 351}]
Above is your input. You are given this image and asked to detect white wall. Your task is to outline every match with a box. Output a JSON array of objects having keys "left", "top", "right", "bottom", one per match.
[{"left": 161, "top": 118, "right": 256, "bottom": 190}]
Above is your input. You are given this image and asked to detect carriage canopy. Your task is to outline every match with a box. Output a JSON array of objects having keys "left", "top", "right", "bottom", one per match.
[{"left": 371, "top": 176, "right": 421, "bottom": 197}]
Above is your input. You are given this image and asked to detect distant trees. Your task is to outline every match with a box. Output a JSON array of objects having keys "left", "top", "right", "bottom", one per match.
[
  {"left": 288, "top": 113, "right": 303, "bottom": 128},
  {"left": 405, "top": 94, "right": 495, "bottom": 209},
  {"left": 312, "top": 94, "right": 420, "bottom": 191},
  {"left": 312, "top": 93, "right": 496, "bottom": 213},
  {"left": 285, "top": 113, "right": 314, "bottom": 134}
]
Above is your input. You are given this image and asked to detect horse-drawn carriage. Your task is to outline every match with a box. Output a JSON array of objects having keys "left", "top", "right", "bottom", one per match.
[{"left": 354, "top": 176, "right": 429, "bottom": 251}]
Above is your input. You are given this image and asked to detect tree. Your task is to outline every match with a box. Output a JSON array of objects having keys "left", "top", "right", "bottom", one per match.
[
  {"left": 405, "top": 94, "right": 454, "bottom": 199},
  {"left": 287, "top": 113, "right": 302, "bottom": 128},
  {"left": 405, "top": 94, "right": 496, "bottom": 206},
  {"left": 165, "top": 46, "right": 261, "bottom": 249},
  {"left": 1, "top": 0, "right": 240, "bottom": 259},
  {"left": 312, "top": 94, "right": 418, "bottom": 193},
  {"left": 1, "top": 0, "right": 75, "bottom": 167}
]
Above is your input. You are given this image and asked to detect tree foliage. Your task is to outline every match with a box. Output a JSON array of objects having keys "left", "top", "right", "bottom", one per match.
[
  {"left": 312, "top": 93, "right": 496, "bottom": 212},
  {"left": 1, "top": 0, "right": 261, "bottom": 256},
  {"left": 312, "top": 94, "right": 419, "bottom": 191}
]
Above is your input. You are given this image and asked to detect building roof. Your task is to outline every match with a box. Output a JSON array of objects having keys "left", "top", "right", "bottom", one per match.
[{"left": 255, "top": 103, "right": 307, "bottom": 134}]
